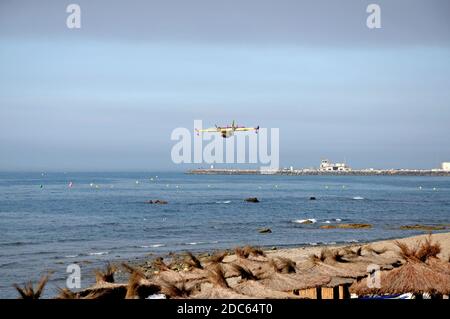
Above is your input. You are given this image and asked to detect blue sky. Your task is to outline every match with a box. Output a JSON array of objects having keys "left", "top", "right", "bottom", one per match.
[{"left": 1, "top": 0, "right": 450, "bottom": 171}]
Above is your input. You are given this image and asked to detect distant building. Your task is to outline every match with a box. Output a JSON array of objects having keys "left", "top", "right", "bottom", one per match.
[
  {"left": 442, "top": 162, "right": 450, "bottom": 171},
  {"left": 319, "top": 159, "right": 351, "bottom": 172}
]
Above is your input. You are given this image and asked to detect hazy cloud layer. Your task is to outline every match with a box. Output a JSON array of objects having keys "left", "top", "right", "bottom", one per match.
[{"left": 0, "top": 1, "right": 449, "bottom": 170}]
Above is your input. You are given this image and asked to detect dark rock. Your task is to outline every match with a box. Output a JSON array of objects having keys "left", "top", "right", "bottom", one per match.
[
  {"left": 245, "top": 197, "right": 260, "bottom": 203},
  {"left": 146, "top": 200, "right": 168, "bottom": 204},
  {"left": 399, "top": 224, "right": 446, "bottom": 231},
  {"left": 320, "top": 223, "right": 372, "bottom": 229}
]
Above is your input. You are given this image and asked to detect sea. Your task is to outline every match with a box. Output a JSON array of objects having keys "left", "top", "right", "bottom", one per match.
[{"left": 0, "top": 172, "right": 449, "bottom": 298}]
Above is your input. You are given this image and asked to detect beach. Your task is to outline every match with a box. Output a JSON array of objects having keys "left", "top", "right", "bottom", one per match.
[{"left": 60, "top": 231, "right": 450, "bottom": 299}]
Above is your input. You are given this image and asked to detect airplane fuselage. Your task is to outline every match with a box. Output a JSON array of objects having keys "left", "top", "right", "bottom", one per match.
[{"left": 220, "top": 130, "right": 234, "bottom": 138}]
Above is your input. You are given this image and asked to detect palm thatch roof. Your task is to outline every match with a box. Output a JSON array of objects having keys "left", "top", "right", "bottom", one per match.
[
  {"left": 77, "top": 282, "right": 129, "bottom": 299},
  {"left": 426, "top": 257, "right": 450, "bottom": 275},
  {"left": 350, "top": 260, "right": 450, "bottom": 296},
  {"left": 190, "top": 283, "right": 249, "bottom": 299},
  {"left": 231, "top": 280, "right": 302, "bottom": 299},
  {"left": 259, "top": 272, "right": 331, "bottom": 292},
  {"left": 299, "top": 259, "right": 366, "bottom": 279}
]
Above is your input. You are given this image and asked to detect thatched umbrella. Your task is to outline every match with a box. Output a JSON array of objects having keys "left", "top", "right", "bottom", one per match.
[
  {"left": 426, "top": 257, "right": 450, "bottom": 275},
  {"left": 259, "top": 272, "right": 331, "bottom": 292},
  {"left": 190, "top": 283, "right": 250, "bottom": 299},
  {"left": 75, "top": 282, "right": 129, "bottom": 299},
  {"left": 350, "top": 260, "right": 450, "bottom": 297},
  {"left": 231, "top": 280, "right": 302, "bottom": 299},
  {"left": 231, "top": 258, "right": 273, "bottom": 279},
  {"left": 298, "top": 259, "right": 366, "bottom": 279}
]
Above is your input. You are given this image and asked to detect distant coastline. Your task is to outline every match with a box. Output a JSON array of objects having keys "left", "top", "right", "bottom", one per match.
[{"left": 188, "top": 168, "right": 450, "bottom": 176}]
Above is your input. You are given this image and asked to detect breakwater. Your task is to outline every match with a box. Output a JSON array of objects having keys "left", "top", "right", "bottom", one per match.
[{"left": 188, "top": 169, "right": 450, "bottom": 176}]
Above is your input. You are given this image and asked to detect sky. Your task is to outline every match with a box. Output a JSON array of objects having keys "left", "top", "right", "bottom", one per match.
[{"left": 0, "top": 0, "right": 449, "bottom": 171}]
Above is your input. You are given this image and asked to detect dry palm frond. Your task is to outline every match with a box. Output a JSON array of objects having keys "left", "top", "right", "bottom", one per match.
[
  {"left": 330, "top": 250, "right": 349, "bottom": 263},
  {"left": 309, "top": 248, "right": 332, "bottom": 264},
  {"left": 160, "top": 279, "right": 194, "bottom": 298},
  {"left": 122, "top": 263, "right": 146, "bottom": 299},
  {"left": 208, "top": 251, "right": 227, "bottom": 263},
  {"left": 416, "top": 236, "right": 441, "bottom": 262},
  {"left": 395, "top": 236, "right": 441, "bottom": 262},
  {"left": 122, "top": 263, "right": 146, "bottom": 278},
  {"left": 229, "top": 263, "right": 257, "bottom": 280},
  {"left": 235, "top": 247, "right": 248, "bottom": 259},
  {"left": 185, "top": 252, "right": 203, "bottom": 269},
  {"left": 125, "top": 271, "right": 143, "bottom": 299},
  {"left": 82, "top": 285, "right": 128, "bottom": 300},
  {"left": 57, "top": 287, "right": 78, "bottom": 299},
  {"left": 207, "top": 264, "right": 229, "bottom": 288},
  {"left": 13, "top": 273, "right": 50, "bottom": 299},
  {"left": 395, "top": 240, "right": 417, "bottom": 260},
  {"left": 270, "top": 257, "right": 296, "bottom": 274},
  {"left": 354, "top": 247, "right": 363, "bottom": 256},
  {"left": 94, "top": 263, "right": 116, "bottom": 283},
  {"left": 242, "top": 246, "right": 266, "bottom": 257},
  {"left": 151, "top": 257, "right": 170, "bottom": 271}
]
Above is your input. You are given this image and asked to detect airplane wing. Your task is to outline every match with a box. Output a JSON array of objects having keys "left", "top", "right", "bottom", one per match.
[
  {"left": 234, "top": 127, "right": 258, "bottom": 132},
  {"left": 196, "top": 128, "right": 219, "bottom": 133}
]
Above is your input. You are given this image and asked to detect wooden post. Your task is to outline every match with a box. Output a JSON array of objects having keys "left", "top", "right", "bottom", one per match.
[{"left": 299, "top": 287, "right": 319, "bottom": 299}]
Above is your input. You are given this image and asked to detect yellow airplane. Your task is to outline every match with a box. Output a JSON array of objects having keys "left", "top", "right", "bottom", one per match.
[{"left": 195, "top": 120, "right": 259, "bottom": 138}]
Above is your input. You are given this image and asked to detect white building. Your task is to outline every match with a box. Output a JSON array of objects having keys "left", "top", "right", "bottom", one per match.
[
  {"left": 442, "top": 162, "right": 450, "bottom": 171},
  {"left": 319, "top": 159, "right": 351, "bottom": 172}
]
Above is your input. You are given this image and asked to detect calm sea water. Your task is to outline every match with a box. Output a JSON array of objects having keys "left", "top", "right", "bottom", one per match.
[{"left": 0, "top": 172, "right": 449, "bottom": 298}]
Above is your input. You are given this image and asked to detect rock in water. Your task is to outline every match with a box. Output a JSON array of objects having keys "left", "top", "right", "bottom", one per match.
[
  {"left": 258, "top": 228, "right": 272, "bottom": 233},
  {"left": 399, "top": 224, "right": 446, "bottom": 231},
  {"left": 245, "top": 197, "right": 260, "bottom": 203},
  {"left": 320, "top": 223, "right": 372, "bottom": 229},
  {"left": 145, "top": 200, "right": 168, "bottom": 204}
]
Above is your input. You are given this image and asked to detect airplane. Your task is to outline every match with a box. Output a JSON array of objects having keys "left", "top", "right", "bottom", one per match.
[{"left": 195, "top": 120, "right": 259, "bottom": 138}]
